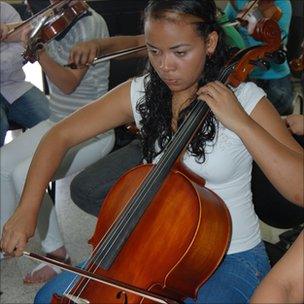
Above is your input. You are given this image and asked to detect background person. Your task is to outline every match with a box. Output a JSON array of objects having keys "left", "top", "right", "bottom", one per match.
[
  {"left": 225, "top": 0, "right": 294, "bottom": 115},
  {"left": 251, "top": 113, "right": 304, "bottom": 304},
  {"left": 0, "top": 1, "right": 50, "bottom": 147},
  {"left": 0, "top": 0, "right": 114, "bottom": 284}
]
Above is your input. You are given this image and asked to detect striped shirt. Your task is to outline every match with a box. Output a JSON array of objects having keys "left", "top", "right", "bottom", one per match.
[
  {"left": 46, "top": 8, "right": 110, "bottom": 122},
  {"left": 0, "top": 2, "right": 33, "bottom": 103}
]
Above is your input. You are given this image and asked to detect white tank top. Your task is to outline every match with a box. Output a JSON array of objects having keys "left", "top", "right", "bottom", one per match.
[{"left": 130, "top": 75, "right": 266, "bottom": 254}]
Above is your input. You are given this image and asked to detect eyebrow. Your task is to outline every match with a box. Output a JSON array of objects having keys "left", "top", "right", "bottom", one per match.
[{"left": 146, "top": 42, "right": 191, "bottom": 50}]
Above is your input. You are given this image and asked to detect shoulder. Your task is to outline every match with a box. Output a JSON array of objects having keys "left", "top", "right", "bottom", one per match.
[
  {"left": 70, "top": 8, "right": 109, "bottom": 39},
  {"left": 0, "top": 2, "right": 21, "bottom": 23},
  {"left": 86, "top": 8, "right": 108, "bottom": 28},
  {"left": 131, "top": 74, "right": 149, "bottom": 100},
  {"left": 275, "top": 0, "right": 292, "bottom": 12},
  {"left": 233, "top": 82, "right": 266, "bottom": 114},
  {"left": 276, "top": 0, "right": 292, "bottom": 31}
]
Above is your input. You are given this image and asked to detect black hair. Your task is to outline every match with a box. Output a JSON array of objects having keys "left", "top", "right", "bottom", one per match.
[{"left": 136, "top": 0, "right": 229, "bottom": 163}]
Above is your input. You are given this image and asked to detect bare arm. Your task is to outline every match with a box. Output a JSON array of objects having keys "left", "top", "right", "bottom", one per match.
[
  {"left": 0, "top": 80, "right": 134, "bottom": 256},
  {"left": 69, "top": 35, "right": 146, "bottom": 66},
  {"left": 251, "top": 231, "right": 304, "bottom": 303},
  {"left": 38, "top": 49, "right": 88, "bottom": 94},
  {"left": 239, "top": 100, "right": 303, "bottom": 206},
  {"left": 198, "top": 81, "right": 303, "bottom": 206}
]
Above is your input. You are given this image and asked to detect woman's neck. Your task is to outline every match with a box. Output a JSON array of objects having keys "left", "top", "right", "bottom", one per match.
[{"left": 171, "top": 86, "right": 197, "bottom": 131}]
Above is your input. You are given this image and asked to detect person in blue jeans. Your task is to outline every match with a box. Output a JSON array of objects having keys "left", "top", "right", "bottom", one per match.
[
  {"left": 0, "top": 2, "right": 50, "bottom": 146},
  {"left": 224, "top": 0, "right": 294, "bottom": 115}
]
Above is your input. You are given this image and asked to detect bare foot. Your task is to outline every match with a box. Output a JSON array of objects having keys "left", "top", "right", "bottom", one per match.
[{"left": 23, "top": 246, "right": 71, "bottom": 284}]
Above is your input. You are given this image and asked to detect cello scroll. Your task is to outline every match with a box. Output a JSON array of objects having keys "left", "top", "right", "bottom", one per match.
[{"left": 227, "top": 17, "right": 282, "bottom": 86}]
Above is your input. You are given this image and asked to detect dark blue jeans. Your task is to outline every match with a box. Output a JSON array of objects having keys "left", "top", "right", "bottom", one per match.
[
  {"left": 34, "top": 242, "right": 270, "bottom": 304},
  {"left": 253, "top": 75, "right": 293, "bottom": 115},
  {"left": 0, "top": 87, "right": 50, "bottom": 146}
]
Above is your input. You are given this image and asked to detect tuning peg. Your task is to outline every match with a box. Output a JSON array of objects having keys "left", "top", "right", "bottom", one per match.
[
  {"left": 265, "top": 49, "right": 287, "bottom": 65},
  {"left": 250, "top": 59, "right": 271, "bottom": 70}
]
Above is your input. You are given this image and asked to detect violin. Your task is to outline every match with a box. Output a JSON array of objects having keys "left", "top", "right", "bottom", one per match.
[
  {"left": 6, "top": 0, "right": 73, "bottom": 39},
  {"left": 225, "top": 0, "right": 282, "bottom": 34},
  {"left": 23, "top": 0, "right": 89, "bottom": 63},
  {"left": 237, "top": 0, "right": 282, "bottom": 22},
  {"left": 22, "top": 17, "right": 282, "bottom": 304}
]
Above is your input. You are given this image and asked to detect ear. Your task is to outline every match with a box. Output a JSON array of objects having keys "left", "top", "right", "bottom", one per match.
[{"left": 206, "top": 31, "right": 218, "bottom": 55}]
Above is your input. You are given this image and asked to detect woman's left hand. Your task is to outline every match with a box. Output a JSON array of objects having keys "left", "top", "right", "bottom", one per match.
[{"left": 197, "top": 81, "right": 251, "bottom": 132}]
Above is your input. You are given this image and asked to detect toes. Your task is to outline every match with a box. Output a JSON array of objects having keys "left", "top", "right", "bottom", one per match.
[{"left": 23, "top": 265, "right": 57, "bottom": 284}]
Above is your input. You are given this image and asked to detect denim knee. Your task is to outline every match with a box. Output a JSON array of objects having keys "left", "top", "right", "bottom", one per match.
[
  {"left": 264, "top": 76, "right": 293, "bottom": 115},
  {"left": 35, "top": 262, "right": 86, "bottom": 304},
  {"left": 9, "top": 87, "right": 50, "bottom": 128},
  {"left": 70, "top": 172, "right": 91, "bottom": 211},
  {"left": 185, "top": 242, "right": 270, "bottom": 304}
]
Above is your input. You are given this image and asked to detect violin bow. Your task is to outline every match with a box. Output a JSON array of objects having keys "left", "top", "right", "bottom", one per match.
[
  {"left": 65, "top": 45, "right": 147, "bottom": 69},
  {"left": 22, "top": 251, "right": 178, "bottom": 304},
  {"left": 238, "top": 0, "right": 259, "bottom": 20}
]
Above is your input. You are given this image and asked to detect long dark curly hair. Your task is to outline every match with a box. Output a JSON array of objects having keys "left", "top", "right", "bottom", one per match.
[{"left": 137, "top": 0, "right": 229, "bottom": 163}]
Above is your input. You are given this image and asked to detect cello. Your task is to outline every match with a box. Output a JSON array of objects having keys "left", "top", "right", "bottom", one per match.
[{"left": 22, "top": 16, "right": 282, "bottom": 304}]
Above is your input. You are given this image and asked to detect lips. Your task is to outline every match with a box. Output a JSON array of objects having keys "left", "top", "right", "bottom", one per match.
[{"left": 163, "top": 78, "right": 178, "bottom": 85}]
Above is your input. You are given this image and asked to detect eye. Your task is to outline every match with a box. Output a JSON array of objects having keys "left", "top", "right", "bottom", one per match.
[
  {"left": 174, "top": 50, "right": 186, "bottom": 57},
  {"left": 147, "top": 48, "right": 160, "bottom": 56}
]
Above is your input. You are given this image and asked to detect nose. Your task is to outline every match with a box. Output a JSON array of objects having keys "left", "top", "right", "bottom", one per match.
[{"left": 158, "top": 54, "right": 175, "bottom": 72}]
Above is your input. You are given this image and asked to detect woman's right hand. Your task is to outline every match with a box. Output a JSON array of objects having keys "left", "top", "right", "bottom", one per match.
[{"left": 1, "top": 206, "right": 37, "bottom": 257}]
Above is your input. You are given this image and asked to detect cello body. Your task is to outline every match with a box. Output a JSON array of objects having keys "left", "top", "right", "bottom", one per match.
[{"left": 53, "top": 164, "right": 231, "bottom": 303}]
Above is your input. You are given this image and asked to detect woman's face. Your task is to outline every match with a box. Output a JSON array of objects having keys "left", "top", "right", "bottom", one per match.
[{"left": 145, "top": 14, "right": 216, "bottom": 94}]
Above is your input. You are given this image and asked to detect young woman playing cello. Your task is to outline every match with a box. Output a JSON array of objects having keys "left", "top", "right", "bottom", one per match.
[{"left": 1, "top": 0, "right": 302, "bottom": 303}]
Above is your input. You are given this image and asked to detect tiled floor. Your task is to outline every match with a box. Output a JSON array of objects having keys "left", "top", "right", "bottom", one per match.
[{"left": 0, "top": 175, "right": 97, "bottom": 304}]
